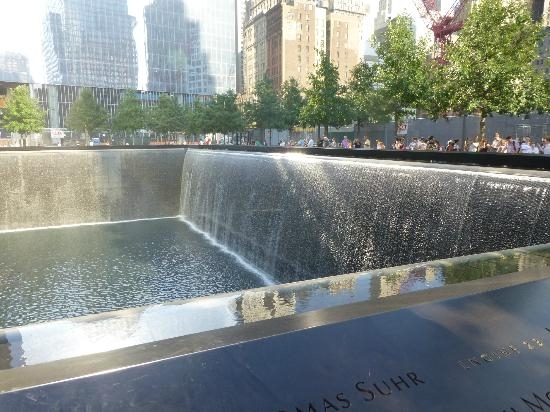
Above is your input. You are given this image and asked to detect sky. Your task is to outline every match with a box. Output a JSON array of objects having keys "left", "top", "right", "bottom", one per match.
[{"left": 0, "top": 0, "right": 47, "bottom": 80}]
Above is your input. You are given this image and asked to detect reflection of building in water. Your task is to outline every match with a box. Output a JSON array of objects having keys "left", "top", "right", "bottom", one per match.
[
  {"left": 327, "top": 275, "right": 357, "bottom": 294},
  {"left": 377, "top": 270, "right": 410, "bottom": 298},
  {"left": 372, "top": 266, "right": 441, "bottom": 298},
  {"left": 516, "top": 250, "right": 550, "bottom": 272},
  {"left": 0, "top": 330, "right": 25, "bottom": 370},
  {"left": 425, "top": 265, "right": 437, "bottom": 283},
  {"left": 237, "top": 290, "right": 297, "bottom": 323}
]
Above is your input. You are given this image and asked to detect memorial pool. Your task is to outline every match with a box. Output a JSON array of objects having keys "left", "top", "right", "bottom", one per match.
[{"left": 0, "top": 218, "right": 269, "bottom": 329}]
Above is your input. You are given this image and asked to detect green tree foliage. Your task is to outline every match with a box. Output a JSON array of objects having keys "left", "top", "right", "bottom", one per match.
[
  {"left": 301, "top": 50, "right": 351, "bottom": 137},
  {"left": 373, "top": 15, "right": 431, "bottom": 135},
  {"left": 421, "top": 60, "right": 453, "bottom": 120},
  {"left": 347, "top": 61, "right": 389, "bottom": 138},
  {"left": 182, "top": 102, "right": 206, "bottom": 140},
  {"left": 206, "top": 90, "right": 244, "bottom": 136},
  {"left": 1, "top": 85, "right": 45, "bottom": 144},
  {"left": 112, "top": 90, "right": 145, "bottom": 143},
  {"left": 65, "top": 88, "right": 108, "bottom": 139},
  {"left": 245, "top": 77, "right": 284, "bottom": 141},
  {"left": 147, "top": 94, "right": 184, "bottom": 138},
  {"left": 280, "top": 77, "right": 305, "bottom": 134},
  {"left": 445, "top": 0, "right": 545, "bottom": 138}
]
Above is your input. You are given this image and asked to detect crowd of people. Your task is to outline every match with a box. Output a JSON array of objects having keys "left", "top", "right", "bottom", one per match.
[
  {"left": 397, "top": 133, "right": 550, "bottom": 155},
  {"left": 283, "top": 132, "right": 550, "bottom": 155}
]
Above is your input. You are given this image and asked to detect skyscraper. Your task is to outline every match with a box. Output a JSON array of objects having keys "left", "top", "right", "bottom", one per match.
[
  {"left": 0, "top": 0, "right": 238, "bottom": 129},
  {"left": 43, "top": 0, "right": 138, "bottom": 90}
]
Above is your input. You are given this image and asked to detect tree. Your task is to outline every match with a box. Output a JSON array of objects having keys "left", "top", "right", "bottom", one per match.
[
  {"left": 112, "top": 90, "right": 145, "bottom": 144},
  {"left": 347, "top": 61, "right": 389, "bottom": 139},
  {"left": 182, "top": 101, "right": 205, "bottom": 142},
  {"left": 373, "top": 15, "right": 431, "bottom": 136},
  {"left": 207, "top": 90, "right": 245, "bottom": 140},
  {"left": 1, "top": 85, "right": 45, "bottom": 146},
  {"left": 280, "top": 77, "right": 305, "bottom": 137},
  {"left": 245, "top": 77, "right": 284, "bottom": 145},
  {"left": 445, "top": 0, "right": 546, "bottom": 138},
  {"left": 65, "top": 88, "right": 109, "bottom": 141},
  {"left": 300, "top": 50, "right": 351, "bottom": 137},
  {"left": 147, "top": 94, "right": 184, "bottom": 140},
  {"left": 420, "top": 60, "right": 453, "bottom": 121}
]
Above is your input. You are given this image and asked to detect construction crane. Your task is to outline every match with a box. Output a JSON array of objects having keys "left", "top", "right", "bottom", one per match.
[{"left": 413, "top": 0, "right": 469, "bottom": 63}]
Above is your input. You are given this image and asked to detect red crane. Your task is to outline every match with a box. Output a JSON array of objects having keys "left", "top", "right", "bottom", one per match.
[{"left": 414, "top": 0, "right": 469, "bottom": 63}]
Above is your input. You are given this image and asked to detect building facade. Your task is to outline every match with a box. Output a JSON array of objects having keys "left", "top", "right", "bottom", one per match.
[
  {"left": 0, "top": 0, "right": 238, "bottom": 129},
  {"left": 242, "top": 0, "right": 368, "bottom": 94}
]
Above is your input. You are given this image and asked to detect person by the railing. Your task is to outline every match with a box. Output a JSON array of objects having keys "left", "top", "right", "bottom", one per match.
[
  {"left": 542, "top": 137, "right": 550, "bottom": 155},
  {"left": 341, "top": 136, "right": 351, "bottom": 149},
  {"left": 518, "top": 137, "right": 535, "bottom": 154},
  {"left": 477, "top": 139, "right": 490, "bottom": 152}
]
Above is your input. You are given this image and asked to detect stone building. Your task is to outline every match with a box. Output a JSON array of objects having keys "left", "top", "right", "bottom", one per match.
[{"left": 242, "top": 0, "right": 368, "bottom": 93}]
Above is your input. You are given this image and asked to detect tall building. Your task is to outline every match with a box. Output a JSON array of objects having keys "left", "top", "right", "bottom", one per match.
[
  {"left": 0, "top": 0, "right": 238, "bottom": 129},
  {"left": 242, "top": 0, "right": 368, "bottom": 94},
  {"left": 528, "top": 0, "right": 550, "bottom": 76},
  {"left": 373, "top": 0, "right": 439, "bottom": 43}
]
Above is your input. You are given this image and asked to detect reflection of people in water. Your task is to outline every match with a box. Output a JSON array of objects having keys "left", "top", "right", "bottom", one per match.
[{"left": 0, "top": 329, "right": 25, "bottom": 369}]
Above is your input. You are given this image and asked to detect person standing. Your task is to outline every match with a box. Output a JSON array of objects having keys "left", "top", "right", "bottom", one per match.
[
  {"left": 505, "top": 136, "right": 518, "bottom": 154},
  {"left": 341, "top": 136, "right": 351, "bottom": 149}
]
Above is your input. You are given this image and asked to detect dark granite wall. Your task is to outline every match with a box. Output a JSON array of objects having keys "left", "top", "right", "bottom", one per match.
[
  {"left": 0, "top": 149, "right": 187, "bottom": 231},
  {"left": 180, "top": 150, "right": 550, "bottom": 283}
]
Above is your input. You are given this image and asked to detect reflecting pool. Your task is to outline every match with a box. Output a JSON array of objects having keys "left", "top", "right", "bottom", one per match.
[{"left": 0, "top": 218, "right": 266, "bottom": 329}]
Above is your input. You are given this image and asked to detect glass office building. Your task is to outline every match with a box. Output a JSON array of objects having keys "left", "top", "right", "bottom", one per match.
[{"left": 0, "top": 0, "right": 237, "bottom": 128}]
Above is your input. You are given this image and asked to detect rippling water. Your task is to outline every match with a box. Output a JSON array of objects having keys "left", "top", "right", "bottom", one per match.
[{"left": 0, "top": 218, "right": 266, "bottom": 329}]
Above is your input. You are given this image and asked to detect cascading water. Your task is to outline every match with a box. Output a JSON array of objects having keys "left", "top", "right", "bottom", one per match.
[{"left": 180, "top": 150, "right": 550, "bottom": 284}]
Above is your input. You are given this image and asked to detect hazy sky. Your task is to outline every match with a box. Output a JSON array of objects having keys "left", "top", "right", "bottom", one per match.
[{"left": 0, "top": 0, "right": 47, "bottom": 79}]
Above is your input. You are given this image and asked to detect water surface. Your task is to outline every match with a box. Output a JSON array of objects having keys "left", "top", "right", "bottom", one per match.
[{"left": 0, "top": 218, "right": 265, "bottom": 328}]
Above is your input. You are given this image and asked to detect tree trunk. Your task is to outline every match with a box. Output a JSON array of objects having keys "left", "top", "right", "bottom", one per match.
[
  {"left": 323, "top": 124, "right": 329, "bottom": 138},
  {"left": 393, "top": 112, "right": 399, "bottom": 138},
  {"left": 479, "top": 110, "right": 487, "bottom": 140}
]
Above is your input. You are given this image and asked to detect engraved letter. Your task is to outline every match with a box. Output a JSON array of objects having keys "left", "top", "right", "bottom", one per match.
[
  {"left": 407, "top": 372, "right": 426, "bottom": 386},
  {"left": 480, "top": 353, "right": 493, "bottom": 362},
  {"left": 390, "top": 376, "right": 410, "bottom": 391},
  {"left": 336, "top": 393, "right": 351, "bottom": 409},
  {"left": 355, "top": 381, "right": 375, "bottom": 401},
  {"left": 521, "top": 393, "right": 550, "bottom": 411},
  {"left": 323, "top": 398, "right": 339, "bottom": 411},
  {"left": 468, "top": 357, "right": 482, "bottom": 366},
  {"left": 509, "top": 345, "right": 521, "bottom": 355},
  {"left": 499, "top": 348, "right": 512, "bottom": 357},
  {"left": 458, "top": 360, "right": 471, "bottom": 370},
  {"left": 294, "top": 404, "right": 318, "bottom": 412},
  {"left": 373, "top": 381, "right": 392, "bottom": 396}
]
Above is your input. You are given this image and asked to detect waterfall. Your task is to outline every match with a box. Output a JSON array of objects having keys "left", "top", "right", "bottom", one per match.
[{"left": 180, "top": 150, "right": 550, "bottom": 284}]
